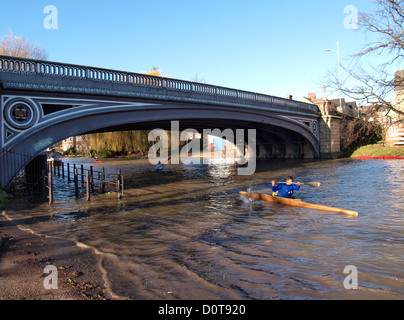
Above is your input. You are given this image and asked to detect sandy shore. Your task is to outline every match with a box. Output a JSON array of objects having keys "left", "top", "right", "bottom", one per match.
[{"left": 0, "top": 211, "right": 114, "bottom": 300}]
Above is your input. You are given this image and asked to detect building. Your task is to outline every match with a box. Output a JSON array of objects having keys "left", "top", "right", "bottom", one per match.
[
  {"left": 360, "top": 103, "right": 398, "bottom": 125},
  {"left": 61, "top": 135, "right": 89, "bottom": 153},
  {"left": 383, "top": 71, "right": 404, "bottom": 147},
  {"left": 300, "top": 93, "right": 359, "bottom": 117},
  {"left": 385, "top": 123, "right": 404, "bottom": 147},
  {"left": 394, "top": 70, "right": 404, "bottom": 121}
]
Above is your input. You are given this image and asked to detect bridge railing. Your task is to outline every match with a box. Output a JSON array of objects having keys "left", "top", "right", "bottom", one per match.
[{"left": 0, "top": 55, "right": 318, "bottom": 113}]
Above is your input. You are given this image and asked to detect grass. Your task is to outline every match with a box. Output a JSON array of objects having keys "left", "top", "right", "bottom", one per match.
[{"left": 351, "top": 144, "right": 404, "bottom": 157}]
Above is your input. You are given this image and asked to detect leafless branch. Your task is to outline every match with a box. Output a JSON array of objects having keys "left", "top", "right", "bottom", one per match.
[{"left": 0, "top": 29, "right": 48, "bottom": 60}]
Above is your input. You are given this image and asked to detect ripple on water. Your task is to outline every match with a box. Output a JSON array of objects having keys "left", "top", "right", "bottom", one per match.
[{"left": 5, "top": 158, "right": 404, "bottom": 299}]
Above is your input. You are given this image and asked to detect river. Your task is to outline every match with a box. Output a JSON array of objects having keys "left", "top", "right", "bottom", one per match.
[{"left": 4, "top": 157, "right": 404, "bottom": 299}]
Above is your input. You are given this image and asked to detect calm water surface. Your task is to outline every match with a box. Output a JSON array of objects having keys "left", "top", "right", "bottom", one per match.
[{"left": 5, "top": 158, "right": 404, "bottom": 299}]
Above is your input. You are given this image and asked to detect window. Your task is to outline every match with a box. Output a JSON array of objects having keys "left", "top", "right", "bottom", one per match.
[{"left": 389, "top": 126, "right": 399, "bottom": 137}]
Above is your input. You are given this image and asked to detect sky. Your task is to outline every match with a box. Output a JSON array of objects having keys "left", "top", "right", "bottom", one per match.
[{"left": 0, "top": 0, "right": 399, "bottom": 101}]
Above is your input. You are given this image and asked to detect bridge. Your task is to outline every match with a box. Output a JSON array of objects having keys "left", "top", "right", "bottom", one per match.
[{"left": 0, "top": 55, "right": 338, "bottom": 189}]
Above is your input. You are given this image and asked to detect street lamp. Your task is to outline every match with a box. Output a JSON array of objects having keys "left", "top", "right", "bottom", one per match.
[{"left": 325, "top": 40, "right": 342, "bottom": 111}]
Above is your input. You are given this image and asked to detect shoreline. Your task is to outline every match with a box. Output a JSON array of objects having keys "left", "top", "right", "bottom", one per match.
[
  {"left": 0, "top": 210, "right": 114, "bottom": 300},
  {"left": 354, "top": 155, "right": 404, "bottom": 159},
  {"left": 350, "top": 143, "right": 404, "bottom": 158}
]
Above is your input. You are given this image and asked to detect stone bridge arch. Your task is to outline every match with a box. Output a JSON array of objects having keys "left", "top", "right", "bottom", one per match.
[
  {"left": 1, "top": 95, "right": 319, "bottom": 188},
  {"left": 1, "top": 55, "right": 324, "bottom": 189}
]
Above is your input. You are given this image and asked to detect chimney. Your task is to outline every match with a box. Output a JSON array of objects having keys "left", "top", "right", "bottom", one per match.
[
  {"left": 286, "top": 94, "right": 293, "bottom": 100},
  {"left": 308, "top": 92, "right": 316, "bottom": 100}
]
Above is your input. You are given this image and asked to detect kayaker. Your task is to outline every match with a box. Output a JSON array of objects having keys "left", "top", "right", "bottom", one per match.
[
  {"left": 155, "top": 161, "right": 164, "bottom": 171},
  {"left": 272, "top": 176, "right": 301, "bottom": 198}
]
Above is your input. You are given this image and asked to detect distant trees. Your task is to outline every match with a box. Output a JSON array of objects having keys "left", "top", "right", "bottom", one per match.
[
  {"left": 0, "top": 29, "right": 48, "bottom": 60},
  {"left": 89, "top": 131, "right": 152, "bottom": 156}
]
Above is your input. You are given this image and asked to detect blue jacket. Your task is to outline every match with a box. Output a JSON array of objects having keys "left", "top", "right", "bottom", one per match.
[{"left": 272, "top": 183, "right": 300, "bottom": 198}]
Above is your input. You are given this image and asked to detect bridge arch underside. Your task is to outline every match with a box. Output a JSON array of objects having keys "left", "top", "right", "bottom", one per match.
[
  {"left": 9, "top": 105, "right": 319, "bottom": 158},
  {"left": 1, "top": 103, "right": 319, "bottom": 188},
  {"left": 92, "top": 119, "right": 318, "bottom": 160}
]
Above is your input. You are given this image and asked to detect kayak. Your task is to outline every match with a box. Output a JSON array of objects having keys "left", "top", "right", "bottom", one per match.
[
  {"left": 150, "top": 169, "right": 175, "bottom": 173},
  {"left": 239, "top": 191, "right": 358, "bottom": 216}
]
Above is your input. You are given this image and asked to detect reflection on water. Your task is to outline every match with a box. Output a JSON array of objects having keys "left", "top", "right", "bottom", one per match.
[{"left": 5, "top": 158, "right": 404, "bottom": 299}]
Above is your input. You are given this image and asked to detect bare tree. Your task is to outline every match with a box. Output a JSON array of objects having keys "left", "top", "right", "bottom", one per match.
[
  {"left": 357, "top": 0, "right": 404, "bottom": 60},
  {"left": 0, "top": 29, "right": 48, "bottom": 60},
  {"left": 327, "top": 0, "right": 404, "bottom": 120}
]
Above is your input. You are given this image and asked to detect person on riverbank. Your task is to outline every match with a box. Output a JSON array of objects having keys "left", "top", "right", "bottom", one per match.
[{"left": 272, "top": 176, "right": 301, "bottom": 198}]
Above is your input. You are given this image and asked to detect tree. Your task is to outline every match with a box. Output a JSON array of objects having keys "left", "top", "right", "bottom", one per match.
[
  {"left": 339, "top": 114, "right": 383, "bottom": 156},
  {"left": 142, "top": 67, "right": 161, "bottom": 77},
  {"left": 327, "top": 0, "right": 404, "bottom": 121},
  {"left": 0, "top": 29, "right": 48, "bottom": 60}
]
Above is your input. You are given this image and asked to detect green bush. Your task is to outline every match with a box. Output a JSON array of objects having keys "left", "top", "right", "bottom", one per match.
[{"left": 62, "top": 146, "right": 76, "bottom": 156}]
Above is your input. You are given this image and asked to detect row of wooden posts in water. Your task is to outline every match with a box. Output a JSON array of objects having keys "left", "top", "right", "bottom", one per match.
[{"left": 46, "top": 159, "right": 123, "bottom": 204}]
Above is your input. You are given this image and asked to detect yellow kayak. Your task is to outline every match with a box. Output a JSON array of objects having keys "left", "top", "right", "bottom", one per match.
[{"left": 240, "top": 191, "right": 358, "bottom": 216}]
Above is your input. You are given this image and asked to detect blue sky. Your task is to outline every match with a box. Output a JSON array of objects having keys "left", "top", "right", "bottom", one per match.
[{"left": 0, "top": 0, "right": 397, "bottom": 100}]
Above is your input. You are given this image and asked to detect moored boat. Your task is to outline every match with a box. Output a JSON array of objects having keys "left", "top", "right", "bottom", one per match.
[{"left": 240, "top": 191, "right": 358, "bottom": 216}]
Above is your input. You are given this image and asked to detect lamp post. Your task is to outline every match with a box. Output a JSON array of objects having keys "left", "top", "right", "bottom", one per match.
[{"left": 325, "top": 40, "right": 342, "bottom": 111}]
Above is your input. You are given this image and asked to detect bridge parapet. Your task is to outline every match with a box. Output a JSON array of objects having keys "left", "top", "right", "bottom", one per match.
[{"left": 0, "top": 55, "right": 319, "bottom": 116}]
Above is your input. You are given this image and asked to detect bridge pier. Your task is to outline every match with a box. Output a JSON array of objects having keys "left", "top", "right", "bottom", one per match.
[{"left": 315, "top": 100, "right": 342, "bottom": 159}]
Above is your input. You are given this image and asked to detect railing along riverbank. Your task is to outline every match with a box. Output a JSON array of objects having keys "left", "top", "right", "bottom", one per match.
[
  {"left": 2, "top": 150, "right": 124, "bottom": 204},
  {"left": 47, "top": 160, "right": 123, "bottom": 204}
]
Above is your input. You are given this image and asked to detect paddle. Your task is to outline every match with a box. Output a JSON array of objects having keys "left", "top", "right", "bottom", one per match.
[
  {"left": 299, "top": 181, "right": 322, "bottom": 187},
  {"left": 252, "top": 178, "right": 322, "bottom": 187}
]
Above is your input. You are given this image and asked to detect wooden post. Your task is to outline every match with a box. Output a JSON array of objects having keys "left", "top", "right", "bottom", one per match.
[
  {"left": 48, "top": 171, "right": 53, "bottom": 204},
  {"left": 90, "top": 166, "right": 94, "bottom": 191},
  {"left": 74, "top": 168, "right": 79, "bottom": 198},
  {"left": 101, "top": 167, "right": 105, "bottom": 193},
  {"left": 81, "top": 164, "right": 84, "bottom": 184},
  {"left": 67, "top": 163, "right": 70, "bottom": 181},
  {"left": 121, "top": 175, "right": 124, "bottom": 197},
  {"left": 86, "top": 170, "right": 90, "bottom": 201},
  {"left": 117, "top": 169, "right": 122, "bottom": 199},
  {"left": 62, "top": 162, "right": 65, "bottom": 179}
]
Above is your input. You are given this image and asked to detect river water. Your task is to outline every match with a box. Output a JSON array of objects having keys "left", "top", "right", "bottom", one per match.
[{"left": 4, "top": 157, "right": 404, "bottom": 299}]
